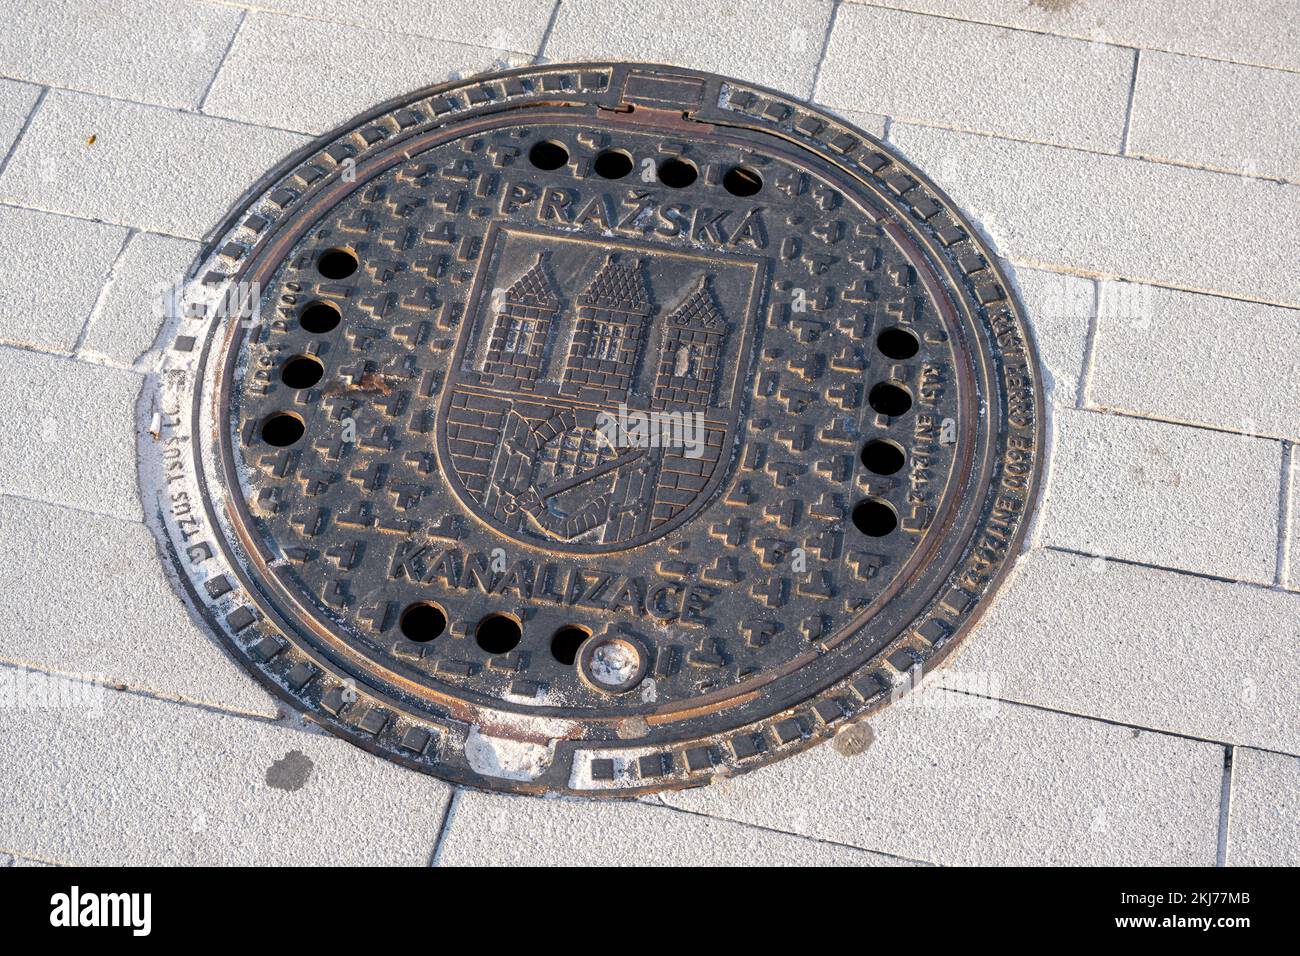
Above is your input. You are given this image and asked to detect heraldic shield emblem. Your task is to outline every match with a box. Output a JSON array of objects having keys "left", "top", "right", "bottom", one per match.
[{"left": 437, "top": 226, "right": 764, "bottom": 553}]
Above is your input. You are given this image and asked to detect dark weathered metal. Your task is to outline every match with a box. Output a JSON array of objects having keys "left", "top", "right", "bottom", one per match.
[{"left": 142, "top": 63, "right": 1044, "bottom": 795}]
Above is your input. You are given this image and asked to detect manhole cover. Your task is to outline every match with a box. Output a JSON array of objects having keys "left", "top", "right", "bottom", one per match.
[{"left": 142, "top": 62, "right": 1044, "bottom": 795}]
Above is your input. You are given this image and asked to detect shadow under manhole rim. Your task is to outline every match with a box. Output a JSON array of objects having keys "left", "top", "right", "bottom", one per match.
[{"left": 137, "top": 61, "right": 1045, "bottom": 797}]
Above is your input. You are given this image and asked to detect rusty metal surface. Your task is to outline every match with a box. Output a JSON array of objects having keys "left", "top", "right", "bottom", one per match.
[{"left": 142, "top": 63, "right": 1044, "bottom": 795}]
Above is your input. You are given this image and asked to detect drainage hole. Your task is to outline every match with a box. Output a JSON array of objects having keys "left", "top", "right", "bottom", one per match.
[
  {"left": 316, "top": 247, "right": 358, "bottom": 280},
  {"left": 281, "top": 355, "right": 324, "bottom": 390},
  {"left": 868, "top": 382, "right": 913, "bottom": 417},
  {"left": 852, "top": 499, "right": 898, "bottom": 537},
  {"left": 476, "top": 613, "right": 522, "bottom": 654},
  {"left": 550, "top": 625, "right": 591, "bottom": 665},
  {"left": 260, "top": 412, "right": 305, "bottom": 447},
  {"left": 861, "top": 439, "right": 906, "bottom": 475},
  {"left": 299, "top": 300, "right": 341, "bottom": 334},
  {"left": 400, "top": 602, "right": 446, "bottom": 643},
  {"left": 877, "top": 326, "right": 920, "bottom": 360},
  {"left": 723, "top": 165, "right": 763, "bottom": 196},
  {"left": 657, "top": 157, "right": 697, "bottom": 188},
  {"left": 593, "top": 149, "right": 633, "bottom": 179},
  {"left": 529, "top": 140, "right": 569, "bottom": 170}
]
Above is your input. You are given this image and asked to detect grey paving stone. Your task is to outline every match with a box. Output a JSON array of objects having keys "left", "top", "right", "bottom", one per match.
[
  {"left": 0, "top": 91, "right": 308, "bottom": 239},
  {"left": 1087, "top": 281, "right": 1300, "bottom": 442},
  {"left": 0, "top": 851, "right": 51, "bottom": 867},
  {"left": 1227, "top": 747, "right": 1299, "bottom": 865},
  {"left": 1040, "top": 408, "right": 1281, "bottom": 583},
  {"left": 822, "top": 106, "right": 888, "bottom": 139},
  {"left": 0, "top": 205, "right": 127, "bottom": 353},
  {"left": 203, "top": 14, "right": 518, "bottom": 135},
  {"left": 849, "top": 0, "right": 1300, "bottom": 73},
  {"left": 0, "top": 346, "right": 143, "bottom": 521},
  {"left": 887, "top": 121, "right": 1300, "bottom": 308},
  {"left": 0, "top": 79, "right": 41, "bottom": 161},
  {"left": 0, "top": 668, "right": 452, "bottom": 865},
  {"left": 440, "top": 792, "right": 914, "bottom": 865},
  {"left": 1128, "top": 52, "right": 1300, "bottom": 182},
  {"left": 663, "top": 691, "right": 1222, "bottom": 865},
  {"left": 1287, "top": 451, "right": 1297, "bottom": 591},
  {"left": 1007, "top": 265, "right": 1093, "bottom": 407},
  {"left": 545, "top": 0, "right": 835, "bottom": 98},
  {"left": 0, "top": 0, "right": 243, "bottom": 108},
  {"left": 79, "top": 232, "right": 201, "bottom": 367},
  {"left": 819, "top": 5, "right": 1133, "bottom": 151},
  {"left": 233, "top": 0, "right": 555, "bottom": 52},
  {"left": 0, "top": 495, "right": 278, "bottom": 718},
  {"left": 958, "top": 549, "right": 1299, "bottom": 754}
]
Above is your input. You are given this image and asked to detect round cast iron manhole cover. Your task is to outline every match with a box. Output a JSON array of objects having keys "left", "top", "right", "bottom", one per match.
[{"left": 142, "top": 63, "right": 1044, "bottom": 795}]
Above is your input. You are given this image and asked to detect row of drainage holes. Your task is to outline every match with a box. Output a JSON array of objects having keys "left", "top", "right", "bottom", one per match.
[
  {"left": 853, "top": 437, "right": 906, "bottom": 537},
  {"left": 261, "top": 251, "right": 360, "bottom": 434},
  {"left": 529, "top": 140, "right": 762, "bottom": 196},
  {"left": 850, "top": 323, "right": 925, "bottom": 537},
  {"left": 281, "top": 250, "right": 356, "bottom": 351},
  {"left": 868, "top": 324, "right": 919, "bottom": 417},
  {"left": 269, "top": 248, "right": 356, "bottom": 415},
  {"left": 399, "top": 602, "right": 591, "bottom": 665}
]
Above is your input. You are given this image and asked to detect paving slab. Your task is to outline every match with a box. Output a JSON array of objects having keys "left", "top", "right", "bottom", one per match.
[
  {"left": 848, "top": 0, "right": 1300, "bottom": 73},
  {"left": 0, "top": 0, "right": 243, "bottom": 108},
  {"left": 0, "top": 851, "right": 50, "bottom": 867},
  {"left": 0, "top": 90, "right": 308, "bottom": 239},
  {"left": 1040, "top": 408, "right": 1281, "bottom": 583},
  {"left": 203, "top": 14, "right": 517, "bottom": 135},
  {"left": 0, "top": 495, "right": 278, "bottom": 717},
  {"left": 79, "top": 232, "right": 202, "bottom": 367},
  {"left": 0, "top": 347, "right": 143, "bottom": 521},
  {"left": 0, "top": 78, "right": 41, "bottom": 162},
  {"left": 1287, "top": 450, "right": 1297, "bottom": 590},
  {"left": 0, "top": 668, "right": 452, "bottom": 865},
  {"left": 823, "top": 106, "right": 888, "bottom": 139},
  {"left": 0, "top": 205, "right": 127, "bottom": 353},
  {"left": 888, "top": 122, "right": 1300, "bottom": 308},
  {"left": 1128, "top": 51, "right": 1300, "bottom": 182},
  {"left": 229, "top": 0, "right": 556, "bottom": 52},
  {"left": 1008, "top": 265, "right": 1093, "bottom": 407},
  {"left": 1227, "top": 747, "right": 1300, "bottom": 865},
  {"left": 819, "top": 5, "right": 1133, "bottom": 151},
  {"left": 958, "top": 549, "right": 1299, "bottom": 754},
  {"left": 440, "top": 792, "right": 914, "bottom": 865},
  {"left": 1087, "top": 280, "right": 1300, "bottom": 442},
  {"left": 545, "top": 0, "right": 834, "bottom": 98},
  {"left": 663, "top": 689, "right": 1222, "bottom": 865}
]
